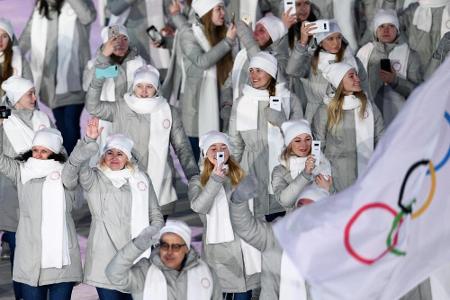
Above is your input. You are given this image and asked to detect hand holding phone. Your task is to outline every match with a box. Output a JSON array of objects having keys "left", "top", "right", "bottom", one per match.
[
  {"left": 216, "top": 151, "right": 225, "bottom": 166},
  {"left": 109, "top": 25, "right": 120, "bottom": 39},
  {"left": 311, "top": 140, "right": 321, "bottom": 166},
  {"left": 306, "top": 20, "right": 330, "bottom": 34},
  {"left": 284, "top": 0, "right": 296, "bottom": 16},
  {"left": 380, "top": 58, "right": 392, "bottom": 72},
  {"left": 147, "top": 26, "right": 163, "bottom": 44}
]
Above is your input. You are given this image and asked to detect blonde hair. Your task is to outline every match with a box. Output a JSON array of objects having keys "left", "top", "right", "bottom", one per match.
[
  {"left": 200, "top": 156, "right": 245, "bottom": 187},
  {"left": 327, "top": 83, "right": 368, "bottom": 130}
]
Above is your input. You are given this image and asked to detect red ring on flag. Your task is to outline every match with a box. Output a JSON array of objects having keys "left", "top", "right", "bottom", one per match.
[{"left": 344, "top": 202, "right": 401, "bottom": 265}]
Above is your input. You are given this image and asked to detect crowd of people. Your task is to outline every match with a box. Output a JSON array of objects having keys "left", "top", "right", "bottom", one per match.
[{"left": 0, "top": 0, "right": 449, "bottom": 299}]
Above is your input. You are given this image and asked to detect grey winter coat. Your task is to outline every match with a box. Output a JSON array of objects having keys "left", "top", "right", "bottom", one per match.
[
  {"left": 286, "top": 43, "right": 369, "bottom": 123},
  {"left": 85, "top": 76, "right": 199, "bottom": 174},
  {"left": 19, "top": 0, "right": 96, "bottom": 109},
  {"left": 312, "top": 101, "right": 384, "bottom": 192},
  {"left": 228, "top": 86, "right": 304, "bottom": 217},
  {"left": 179, "top": 21, "right": 234, "bottom": 137},
  {"left": 229, "top": 200, "right": 312, "bottom": 300},
  {"left": 0, "top": 109, "right": 53, "bottom": 232},
  {"left": 189, "top": 174, "right": 260, "bottom": 293},
  {"left": 106, "top": 241, "right": 223, "bottom": 300},
  {"left": 0, "top": 124, "right": 82, "bottom": 287},
  {"left": 382, "top": 1, "right": 449, "bottom": 69}
]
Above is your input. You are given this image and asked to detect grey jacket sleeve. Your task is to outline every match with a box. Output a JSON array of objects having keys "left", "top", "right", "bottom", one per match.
[
  {"left": 228, "top": 100, "right": 245, "bottom": 162},
  {"left": 229, "top": 200, "right": 277, "bottom": 251},
  {"left": 286, "top": 42, "right": 312, "bottom": 78},
  {"left": 66, "top": 0, "right": 97, "bottom": 25},
  {"left": 189, "top": 174, "right": 224, "bottom": 214},
  {"left": 391, "top": 50, "right": 423, "bottom": 97},
  {"left": 170, "top": 107, "right": 200, "bottom": 179},
  {"left": 290, "top": 93, "right": 304, "bottom": 119},
  {"left": 21, "top": 57, "right": 33, "bottom": 82},
  {"left": 236, "top": 21, "right": 261, "bottom": 57},
  {"left": 107, "top": 0, "right": 137, "bottom": 15},
  {"left": 62, "top": 136, "right": 99, "bottom": 190},
  {"left": 180, "top": 27, "right": 233, "bottom": 69},
  {"left": 271, "top": 165, "right": 312, "bottom": 209},
  {"left": 146, "top": 175, "right": 165, "bottom": 229},
  {"left": 106, "top": 240, "right": 151, "bottom": 293},
  {"left": 373, "top": 102, "right": 384, "bottom": 146},
  {"left": 312, "top": 104, "right": 328, "bottom": 150},
  {"left": 18, "top": 16, "right": 32, "bottom": 55},
  {"left": 85, "top": 76, "right": 117, "bottom": 121},
  {"left": 0, "top": 125, "right": 19, "bottom": 184}
]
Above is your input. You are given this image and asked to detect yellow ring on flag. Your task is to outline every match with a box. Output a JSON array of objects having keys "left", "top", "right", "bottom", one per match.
[{"left": 412, "top": 161, "right": 436, "bottom": 220}]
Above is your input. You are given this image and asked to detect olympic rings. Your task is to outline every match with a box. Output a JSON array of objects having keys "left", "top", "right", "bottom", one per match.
[
  {"left": 344, "top": 202, "right": 402, "bottom": 265},
  {"left": 412, "top": 161, "right": 436, "bottom": 219},
  {"left": 397, "top": 160, "right": 429, "bottom": 214}
]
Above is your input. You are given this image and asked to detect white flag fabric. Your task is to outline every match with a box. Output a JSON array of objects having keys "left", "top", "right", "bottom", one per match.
[{"left": 273, "top": 57, "right": 450, "bottom": 300}]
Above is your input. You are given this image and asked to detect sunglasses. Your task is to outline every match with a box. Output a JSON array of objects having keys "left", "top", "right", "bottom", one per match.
[{"left": 159, "top": 241, "right": 186, "bottom": 252}]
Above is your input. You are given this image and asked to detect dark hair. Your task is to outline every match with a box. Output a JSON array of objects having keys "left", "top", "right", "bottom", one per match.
[
  {"left": 0, "top": 38, "right": 13, "bottom": 88},
  {"left": 37, "top": 0, "right": 64, "bottom": 19},
  {"left": 15, "top": 150, "right": 67, "bottom": 163},
  {"left": 267, "top": 77, "right": 277, "bottom": 96},
  {"left": 288, "top": 12, "right": 317, "bottom": 49}
]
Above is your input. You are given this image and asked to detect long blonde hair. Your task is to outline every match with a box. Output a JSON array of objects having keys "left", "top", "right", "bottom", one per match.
[
  {"left": 200, "top": 156, "right": 245, "bottom": 187},
  {"left": 327, "top": 83, "right": 368, "bottom": 130}
]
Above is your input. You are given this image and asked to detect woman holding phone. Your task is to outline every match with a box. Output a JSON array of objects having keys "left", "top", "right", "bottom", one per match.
[{"left": 189, "top": 130, "right": 260, "bottom": 300}]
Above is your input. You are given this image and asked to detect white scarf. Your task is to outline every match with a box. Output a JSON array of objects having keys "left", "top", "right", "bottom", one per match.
[
  {"left": 20, "top": 158, "right": 70, "bottom": 269},
  {"left": 279, "top": 252, "right": 308, "bottom": 300},
  {"left": 124, "top": 94, "right": 176, "bottom": 206},
  {"left": 326, "top": 95, "right": 374, "bottom": 175},
  {"left": 357, "top": 42, "right": 410, "bottom": 79},
  {"left": 412, "top": 1, "right": 450, "bottom": 37},
  {"left": 146, "top": 0, "right": 171, "bottom": 69},
  {"left": 231, "top": 48, "right": 248, "bottom": 101},
  {"left": 3, "top": 110, "right": 51, "bottom": 154},
  {"left": 317, "top": 47, "right": 358, "bottom": 74},
  {"left": 288, "top": 156, "right": 307, "bottom": 179},
  {"left": 143, "top": 259, "right": 213, "bottom": 300},
  {"left": 100, "top": 167, "right": 151, "bottom": 260},
  {"left": 30, "top": 2, "right": 78, "bottom": 94},
  {"left": 11, "top": 46, "right": 23, "bottom": 76},
  {"left": 192, "top": 23, "right": 220, "bottom": 137},
  {"left": 206, "top": 187, "right": 234, "bottom": 244}
]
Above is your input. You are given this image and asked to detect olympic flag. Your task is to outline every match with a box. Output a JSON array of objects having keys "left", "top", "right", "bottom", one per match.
[{"left": 273, "top": 57, "right": 450, "bottom": 300}]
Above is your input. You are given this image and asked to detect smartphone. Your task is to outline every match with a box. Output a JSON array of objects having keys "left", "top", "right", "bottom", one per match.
[
  {"left": 216, "top": 152, "right": 225, "bottom": 166},
  {"left": 108, "top": 25, "right": 120, "bottom": 39},
  {"left": 307, "top": 20, "right": 330, "bottom": 34},
  {"left": 284, "top": 0, "right": 296, "bottom": 15},
  {"left": 311, "top": 140, "right": 321, "bottom": 166},
  {"left": 269, "top": 96, "right": 282, "bottom": 111},
  {"left": 146, "top": 25, "right": 163, "bottom": 44},
  {"left": 380, "top": 58, "right": 392, "bottom": 72},
  {"left": 95, "top": 65, "right": 119, "bottom": 79},
  {"left": 231, "top": 12, "right": 235, "bottom": 24}
]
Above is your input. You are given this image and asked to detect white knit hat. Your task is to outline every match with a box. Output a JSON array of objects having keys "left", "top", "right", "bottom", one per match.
[
  {"left": 199, "top": 130, "right": 230, "bottom": 156},
  {"left": 132, "top": 65, "right": 160, "bottom": 91},
  {"left": 192, "top": 0, "right": 224, "bottom": 18},
  {"left": 102, "top": 134, "right": 134, "bottom": 160},
  {"left": 281, "top": 120, "right": 312, "bottom": 146},
  {"left": 100, "top": 24, "right": 129, "bottom": 43},
  {"left": 248, "top": 52, "right": 278, "bottom": 79},
  {"left": 314, "top": 19, "right": 341, "bottom": 45},
  {"left": 373, "top": 9, "right": 399, "bottom": 32},
  {"left": 322, "top": 62, "right": 354, "bottom": 89},
  {"left": 0, "top": 18, "right": 14, "bottom": 40},
  {"left": 256, "top": 15, "right": 288, "bottom": 43},
  {"left": 32, "top": 128, "right": 63, "bottom": 154},
  {"left": 1, "top": 76, "right": 34, "bottom": 107},
  {"left": 296, "top": 184, "right": 329, "bottom": 205},
  {"left": 159, "top": 220, "right": 192, "bottom": 249}
]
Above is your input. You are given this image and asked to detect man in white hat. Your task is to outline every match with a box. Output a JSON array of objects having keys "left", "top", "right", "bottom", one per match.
[{"left": 106, "top": 220, "right": 223, "bottom": 300}]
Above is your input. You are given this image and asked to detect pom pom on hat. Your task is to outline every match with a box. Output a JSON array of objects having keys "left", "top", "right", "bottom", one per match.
[
  {"left": 32, "top": 128, "right": 63, "bottom": 154},
  {"left": 256, "top": 15, "right": 287, "bottom": 43},
  {"left": 248, "top": 52, "right": 278, "bottom": 79},
  {"left": 281, "top": 120, "right": 312, "bottom": 146},
  {"left": 102, "top": 134, "right": 134, "bottom": 160},
  {"left": 1, "top": 76, "right": 35, "bottom": 107},
  {"left": 199, "top": 130, "right": 230, "bottom": 156},
  {"left": 159, "top": 220, "right": 192, "bottom": 249},
  {"left": 192, "top": 0, "right": 224, "bottom": 18}
]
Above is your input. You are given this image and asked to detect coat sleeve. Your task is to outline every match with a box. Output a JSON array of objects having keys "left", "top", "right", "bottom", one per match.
[
  {"left": 272, "top": 165, "right": 312, "bottom": 209},
  {"left": 312, "top": 104, "right": 328, "bottom": 151},
  {"left": 85, "top": 75, "right": 117, "bottom": 122},
  {"left": 66, "top": 0, "right": 97, "bottom": 25},
  {"left": 228, "top": 99, "right": 245, "bottom": 162},
  {"left": 170, "top": 106, "right": 200, "bottom": 179},
  {"left": 289, "top": 93, "right": 304, "bottom": 119},
  {"left": 18, "top": 15, "right": 32, "bottom": 56},
  {"left": 146, "top": 175, "right": 165, "bottom": 229},
  {"left": 106, "top": 240, "right": 151, "bottom": 293},
  {"left": 189, "top": 174, "right": 224, "bottom": 215},
  {"left": 61, "top": 136, "right": 99, "bottom": 190},
  {"left": 107, "top": 0, "right": 138, "bottom": 15},
  {"left": 229, "top": 200, "right": 277, "bottom": 251},
  {"left": 372, "top": 102, "right": 384, "bottom": 146},
  {"left": 0, "top": 125, "right": 19, "bottom": 184},
  {"left": 236, "top": 21, "right": 261, "bottom": 57},
  {"left": 180, "top": 27, "right": 233, "bottom": 70},
  {"left": 285, "top": 42, "right": 312, "bottom": 78},
  {"left": 392, "top": 49, "right": 423, "bottom": 98}
]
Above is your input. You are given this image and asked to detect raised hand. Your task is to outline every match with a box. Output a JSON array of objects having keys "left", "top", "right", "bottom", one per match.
[{"left": 86, "top": 117, "right": 103, "bottom": 140}]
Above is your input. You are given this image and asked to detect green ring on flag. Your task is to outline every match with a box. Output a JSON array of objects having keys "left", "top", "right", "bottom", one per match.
[{"left": 386, "top": 210, "right": 407, "bottom": 256}]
